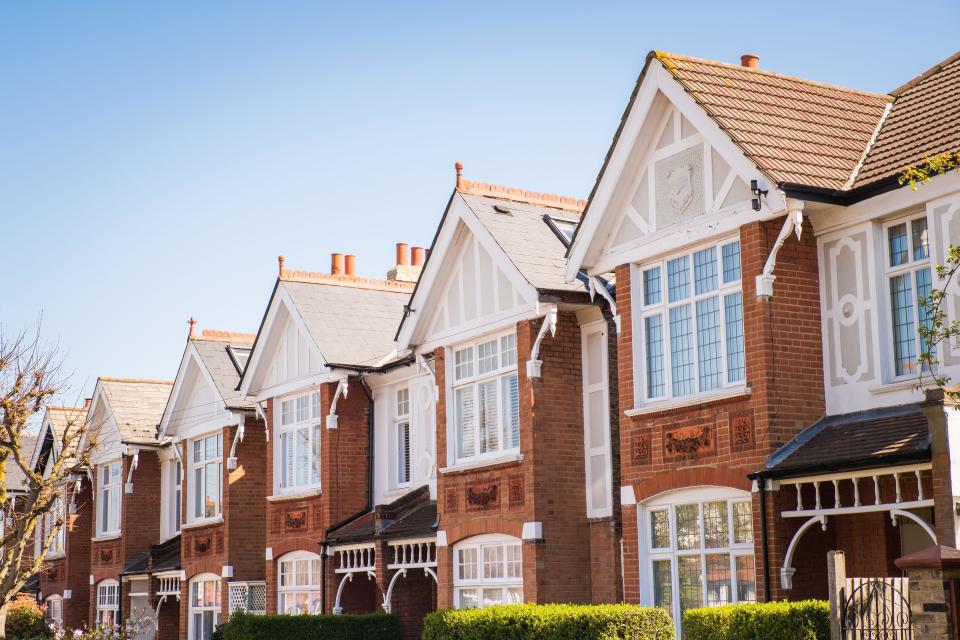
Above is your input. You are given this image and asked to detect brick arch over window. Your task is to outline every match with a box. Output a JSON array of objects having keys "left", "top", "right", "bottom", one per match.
[
  {"left": 186, "top": 560, "right": 224, "bottom": 579},
  {"left": 270, "top": 539, "right": 319, "bottom": 560},
  {"left": 445, "top": 517, "right": 524, "bottom": 546},
  {"left": 632, "top": 467, "right": 751, "bottom": 503}
]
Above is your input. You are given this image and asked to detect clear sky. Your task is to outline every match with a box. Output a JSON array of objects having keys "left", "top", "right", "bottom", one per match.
[{"left": 2, "top": 1, "right": 958, "bottom": 404}]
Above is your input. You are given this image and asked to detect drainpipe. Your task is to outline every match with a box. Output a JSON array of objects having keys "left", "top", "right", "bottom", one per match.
[{"left": 758, "top": 475, "right": 772, "bottom": 602}]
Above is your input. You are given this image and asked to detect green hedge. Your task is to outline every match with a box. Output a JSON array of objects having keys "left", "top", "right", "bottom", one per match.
[
  {"left": 217, "top": 611, "right": 401, "bottom": 640},
  {"left": 422, "top": 604, "right": 675, "bottom": 640},
  {"left": 683, "top": 601, "right": 830, "bottom": 640}
]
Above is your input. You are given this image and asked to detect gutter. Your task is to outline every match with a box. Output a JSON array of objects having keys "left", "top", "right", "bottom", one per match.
[{"left": 780, "top": 174, "right": 901, "bottom": 206}]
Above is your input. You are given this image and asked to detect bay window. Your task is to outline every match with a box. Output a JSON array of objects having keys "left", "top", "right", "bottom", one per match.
[
  {"left": 637, "top": 239, "right": 744, "bottom": 404},
  {"left": 96, "top": 580, "right": 119, "bottom": 629},
  {"left": 453, "top": 535, "right": 523, "bottom": 609},
  {"left": 96, "top": 462, "right": 122, "bottom": 536},
  {"left": 192, "top": 433, "right": 222, "bottom": 520},
  {"left": 189, "top": 574, "right": 221, "bottom": 640},
  {"left": 276, "top": 391, "right": 321, "bottom": 493},
  {"left": 277, "top": 552, "right": 322, "bottom": 614},
  {"left": 885, "top": 215, "right": 933, "bottom": 377},
  {"left": 451, "top": 332, "right": 519, "bottom": 463}
]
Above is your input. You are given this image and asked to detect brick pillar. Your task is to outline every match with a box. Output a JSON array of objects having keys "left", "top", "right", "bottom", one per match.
[
  {"left": 896, "top": 545, "right": 960, "bottom": 640},
  {"left": 924, "top": 390, "right": 958, "bottom": 547},
  {"left": 375, "top": 540, "right": 389, "bottom": 613},
  {"left": 435, "top": 544, "right": 452, "bottom": 609}
]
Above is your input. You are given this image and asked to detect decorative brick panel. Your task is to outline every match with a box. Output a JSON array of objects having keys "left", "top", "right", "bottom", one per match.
[
  {"left": 284, "top": 509, "right": 307, "bottom": 531},
  {"left": 508, "top": 475, "right": 524, "bottom": 508},
  {"left": 465, "top": 482, "right": 500, "bottom": 512},
  {"left": 729, "top": 409, "right": 755, "bottom": 450},
  {"left": 662, "top": 423, "right": 716, "bottom": 460},
  {"left": 631, "top": 432, "right": 651, "bottom": 466},
  {"left": 445, "top": 488, "right": 459, "bottom": 513}
]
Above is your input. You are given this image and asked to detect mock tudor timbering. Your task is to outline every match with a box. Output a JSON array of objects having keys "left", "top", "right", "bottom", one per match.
[{"left": 33, "top": 48, "right": 960, "bottom": 640}]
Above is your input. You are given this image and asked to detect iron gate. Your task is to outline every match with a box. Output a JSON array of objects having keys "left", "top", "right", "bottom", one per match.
[{"left": 841, "top": 578, "right": 912, "bottom": 640}]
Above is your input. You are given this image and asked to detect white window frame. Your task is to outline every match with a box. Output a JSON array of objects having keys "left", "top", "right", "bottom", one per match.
[
  {"left": 96, "top": 461, "right": 122, "bottom": 537},
  {"left": 96, "top": 579, "right": 119, "bottom": 630},
  {"left": 44, "top": 594, "right": 63, "bottom": 625},
  {"left": 448, "top": 330, "right": 520, "bottom": 465},
  {"left": 453, "top": 534, "right": 523, "bottom": 609},
  {"left": 36, "top": 490, "right": 66, "bottom": 559},
  {"left": 394, "top": 387, "right": 411, "bottom": 489},
  {"left": 882, "top": 214, "right": 933, "bottom": 380},
  {"left": 582, "top": 320, "right": 613, "bottom": 518},
  {"left": 277, "top": 551, "right": 323, "bottom": 615},
  {"left": 639, "top": 487, "right": 756, "bottom": 633},
  {"left": 273, "top": 391, "right": 321, "bottom": 495},
  {"left": 189, "top": 432, "right": 223, "bottom": 523},
  {"left": 632, "top": 237, "right": 745, "bottom": 408},
  {"left": 188, "top": 573, "right": 221, "bottom": 640},
  {"left": 166, "top": 458, "right": 182, "bottom": 538}
]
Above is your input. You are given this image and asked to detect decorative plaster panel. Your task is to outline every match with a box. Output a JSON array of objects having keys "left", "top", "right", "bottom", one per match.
[{"left": 655, "top": 145, "right": 705, "bottom": 226}]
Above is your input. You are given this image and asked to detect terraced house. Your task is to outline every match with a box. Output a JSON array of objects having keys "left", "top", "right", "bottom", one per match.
[{"left": 27, "top": 47, "right": 960, "bottom": 640}]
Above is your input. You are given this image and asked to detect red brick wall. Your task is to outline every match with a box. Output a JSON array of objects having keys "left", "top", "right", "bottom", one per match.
[{"left": 615, "top": 215, "right": 826, "bottom": 603}]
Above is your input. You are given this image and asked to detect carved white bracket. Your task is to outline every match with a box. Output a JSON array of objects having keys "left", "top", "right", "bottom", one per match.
[
  {"left": 417, "top": 353, "right": 440, "bottom": 402},
  {"left": 526, "top": 305, "right": 558, "bottom": 379},
  {"left": 756, "top": 201, "right": 804, "bottom": 298},
  {"left": 227, "top": 415, "right": 245, "bottom": 470},
  {"left": 589, "top": 277, "right": 619, "bottom": 333},
  {"left": 124, "top": 450, "right": 139, "bottom": 494},
  {"left": 327, "top": 377, "right": 349, "bottom": 429}
]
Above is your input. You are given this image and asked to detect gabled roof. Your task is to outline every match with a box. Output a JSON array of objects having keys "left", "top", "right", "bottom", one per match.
[
  {"left": 855, "top": 52, "right": 960, "bottom": 187},
  {"left": 97, "top": 378, "right": 173, "bottom": 445},
  {"left": 190, "top": 331, "right": 255, "bottom": 410},
  {"left": 32, "top": 405, "right": 87, "bottom": 471}
]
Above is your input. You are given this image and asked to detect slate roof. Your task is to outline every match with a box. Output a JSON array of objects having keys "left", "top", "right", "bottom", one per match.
[
  {"left": 44, "top": 405, "right": 87, "bottom": 463},
  {"left": 760, "top": 403, "right": 931, "bottom": 479},
  {"left": 855, "top": 52, "right": 960, "bottom": 187},
  {"left": 655, "top": 52, "right": 892, "bottom": 191},
  {"left": 281, "top": 277, "right": 413, "bottom": 367},
  {"left": 5, "top": 432, "right": 38, "bottom": 494},
  {"left": 122, "top": 534, "right": 181, "bottom": 575},
  {"left": 191, "top": 334, "right": 255, "bottom": 410},
  {"left": 327, "top": 485, "right": 437, "bottom": 544},
  {"left": 99, "top": 378, "right": 173, "bottom": 445},
  {"left": 459, "top": 190, "right": 590, "bottom": 294}
]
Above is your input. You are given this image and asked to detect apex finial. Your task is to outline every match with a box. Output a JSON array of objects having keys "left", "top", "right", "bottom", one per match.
[
  {"left": 455, "top": 161, "right": 464, "bottom": 191},
  {"left": 188, "top": 317, "right": 197, "bottom": 339},
  {"left": 278, "top": 255, "right": 286, "bottom": 277}
]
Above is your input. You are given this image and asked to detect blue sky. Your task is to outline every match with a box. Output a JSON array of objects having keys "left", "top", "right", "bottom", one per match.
[{"left": 2, "top": 1, "right": 958, "bottom": 403}]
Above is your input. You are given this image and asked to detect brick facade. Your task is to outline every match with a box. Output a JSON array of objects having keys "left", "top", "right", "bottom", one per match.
[{"left": 39, "top": 478, "right": 92, "bottom": 630}]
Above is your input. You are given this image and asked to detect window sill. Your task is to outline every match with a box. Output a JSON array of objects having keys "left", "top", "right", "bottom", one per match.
[
  {"left": 46, "top": 552, "right": 65, "bottom": 561},
  {"left": 91, "top": 534, "right": 121, "bottom": 543},
  {"left": 267, "top": 487, "right": 322, "bottom": 502},
  {"left": 181, "top": 516, "right": 223, "bottom": 531},
  {"left": 869, "top": 378, "right": 926, "bottom": 395},
  {"left": 625, "top": 386, "right": 751, "bottom": 417},
  {"left": 440, "top": 452, "right": 523, "bottom": 475}
]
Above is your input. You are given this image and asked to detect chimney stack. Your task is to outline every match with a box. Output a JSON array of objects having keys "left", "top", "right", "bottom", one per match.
[
  {"left": 411, "top": 246, "right": 425, "bottom": 267},
  {"left": 84, "top": 398, "right": 92, "bottom": 410},
  {"left": 331, "top": 253, "right": 345, "bottom": 275},
  {"left": 740, "top": 54, "right": 759, "bottom": 69},
  {"left": 388, "top": 242, "right": 425, "bottom": 282}
]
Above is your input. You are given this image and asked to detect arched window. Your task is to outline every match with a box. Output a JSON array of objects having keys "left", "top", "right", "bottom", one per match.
[
  {"left": 639, "top": 487, "right": 756, "bottom": 627},
  {"left": 277, "top": 551, "right": 322, "bottom": 614},
  {"left": 452, "top": 534, "right": 522, "bottom": 609},
  {"left": 96, "top": 579, "right": 119, "bottom": 629},
  {"left": 44, "top": 594, "right": 63, "bottom": 625},
  {"left": 188, "top": 573, "right": 221, "bottom": 640}
]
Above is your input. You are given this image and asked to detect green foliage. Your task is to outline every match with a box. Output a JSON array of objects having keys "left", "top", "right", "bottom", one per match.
[
  {"left": 217, "top": 612, "right": 401, "bottom": 640},
  {"left": 421, "top": 603, "right": 675, "bottom": 640},
  {"left": 899, "top": 152, "right": 960, "bottom": 190},
  {"left": 682, "top": 601, "right": 830, "bottom": 640},
  {"left": 917, "top": 243, "right": 960, "bottom": 401},
  {"left": 6, "top": 598, "right": 52, "bottom": 640}
]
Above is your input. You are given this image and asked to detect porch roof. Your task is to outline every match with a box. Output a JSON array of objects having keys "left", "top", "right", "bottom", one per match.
[
  {"left": 121, "top": 534, "right": 181, "bottom": 576},
  {"left": 758, "top": 403, "right": 930, "bottom": 480},
  {"left": 326, "top": 485, "right": 437, "bottom": 545}
]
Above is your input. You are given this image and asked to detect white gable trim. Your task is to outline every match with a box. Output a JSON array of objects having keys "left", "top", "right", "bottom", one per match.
[
  {"left": 566, "top": 59, "right": 785, "bottom": 280},
  {"left": 397, "top": 193, "right": 539, "bottom": 352},
  {"left": 84, "top": 382, "right": 124, "bottom": 466},
  {"left": 29, "top": 414, "right": 55, "bottom": 473},
  {"left": 240, "top": 284, "right": 329, "bottom": 400},
  {"left": 159, "top": 343, "right": 240, "bottom": 441}
]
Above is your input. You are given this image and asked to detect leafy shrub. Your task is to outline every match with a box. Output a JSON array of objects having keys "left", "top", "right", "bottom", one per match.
[
  {"left": 218, "top": 612, "right": 401, "bottom": 640},
  {"left": 422, "top": 603, "right": 675, "bottom": 640},
  {"left": 683, "top": 601, "right": 830, "bottom": 640},
  {"left": 6, "top": 598, "right": 52, "bottom": 640}
]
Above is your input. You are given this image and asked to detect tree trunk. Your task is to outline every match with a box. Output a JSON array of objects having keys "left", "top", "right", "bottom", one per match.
[{"left": 0, "top": 601, "right": 8, "bottom": 640}]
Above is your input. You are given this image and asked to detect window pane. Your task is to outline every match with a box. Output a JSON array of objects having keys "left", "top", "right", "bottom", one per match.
[
  {"left": 478, "top": 340, "right": 499, "bottom": 375},
  {"left": 396, "top": 388, "right": 410, "bottom": 417},
  {"left": 736, "top": 556, "right": 757, "bottom": 602},
  {"left": 194, "top": 440, "right": 202, "bottom": 463},
  {"left": 694, "top": 247, "right": 718, "bottom": 295},
  {"left": 705, "top": 554, "right": 732, "bottom": 606},
  {"left": 888, "top": 223, "right": 909, "bottom": 266},
  {"left": 644, "top": 267, "right": 662, "bottom": 306},
  {"left": 650, "top": 510, "right": 670, "bottom": 549},
  {"left": 724, "top": 293, "right": 745, "bottom": 383},
  {"left": 506, "top": 545, "right": 522, "bottom": 578},
  {"left": 733, "top": 502, "right": 753, "bottom": 544},
  {"left": 281, "top": 432, "right": 292, "bottom": 488},
  {"left": 696, "top": 297, "right": 722, "bottom": 392},
  {"left": 667, "top": 257, "right": 690, "bottom": 302},
  {"left": 456, "top": 387, "right": 475, "bottom": 458},
  {"left": 281, "top": 400, "right": 293, "bottom": 426},
  {"left": 296, "top": 396, "right": 309, "bottom": 422},
  {"left": 703, "top": 501, "right": 729, "bottom": 548},
  {"left": 678, "top": 555, "right": 703, "bottom": 614},
  {"left": 397, "top": 422, "right": 410, "bottom": 484},
  {"left": 676, "top": 504, "right": 700, "bottom": 550},
  {"left": 311, "top": 425, "right": 321, "bottom": 484},
  {"left": 205, "top": 462, "right": 218, "bottom": 517},
  {"left": 652, "top": 559, "right": 673, "bottom": 617},
  {"left": 916, "top": 267, "right": 935, "bottom": 364},
  {"left": 500, "top": 334, "right": 517, "bottom": 367},
  {"left": 458, "top": 548, "right": 477, "bottom": 580},
  {"left": 458, "top": 588, "right": 479, "bottom": 609},
  {"left": 911, "top": 217, "right": 929, "bottom": 261},
  {"left": 483, "top": 545, "right": 504, "bottom": 579},
  {"left": 645, "top": 315, "right": 665, "bottom": 398},
  {"left": 890, "top": 273, "right": 917, "bottom": 376},
  {"left": 669, "top": 305, "right": 695, "bottom": 397},
  {"left": 311, "top": 392, "right": 320, "bottom": 419},
  {"left": 722, "top": 242, "right": 741, "bottom": 283},
  {"left": 506, "top": 587, "right": 523, "bottom": 604},
  {"left": 501, "top": 374, "right": 520, "bottom": 449},
  {"left": 296, "top": 427, "right": 309, "bottom": 486},
  {"left": 454, "top": 348, "right": 474, "bottom": 381},
  {"left": 478, "top": 380, "right": 499, "bottom": 454}
]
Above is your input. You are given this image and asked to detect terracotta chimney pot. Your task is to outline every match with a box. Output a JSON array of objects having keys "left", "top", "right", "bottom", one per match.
[
  {"left": 331, "top": 253, "right": 345, "bottom": 275},
  {"left": 344, "top": 254, "right": 357, "bottom": 276},
  {"left": 740, "top": 54, "right": 759, "bottom": 69},
  {"left": 396, "top": 243, "right": 410, "bottom": 266},
  {"left": 411, "top": 246, "right": 425, "bottom": 267},
  {"left": 455, "top": 161, "right": 464, "bottom": 190}
]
